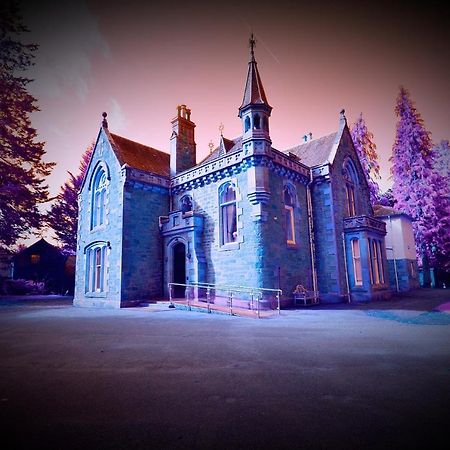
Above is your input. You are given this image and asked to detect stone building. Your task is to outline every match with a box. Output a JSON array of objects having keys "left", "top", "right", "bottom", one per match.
[
  {"left": 374, "top": 206, "right": 420, "bottom": 292},
  {"left": 74, "top": 39, "right": 391, "bottom": 308}
]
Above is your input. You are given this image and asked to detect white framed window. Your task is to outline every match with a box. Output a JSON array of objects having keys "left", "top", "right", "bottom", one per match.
[
  {"left": 351, "top": 239, "right": 363, "bottom": 286},
  {"left": 91, "top": 167, "right": 107, "bottom": 229},
  {"left": 284, "top": 185, "right": 296, "bottom": 245},
  {"left": 85, "top": 243, "right": 108, "bottom": 293},
  {"left": 219, "top": 182, "right": 238, "bottom": 245}
]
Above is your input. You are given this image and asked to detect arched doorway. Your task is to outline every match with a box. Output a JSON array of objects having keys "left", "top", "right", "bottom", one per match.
[{"left": 172, "top": 242, "right": 186, "bottom": 298}]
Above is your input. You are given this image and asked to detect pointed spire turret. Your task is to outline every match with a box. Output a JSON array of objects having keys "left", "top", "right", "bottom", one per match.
[{"left": 239, "top": 34, "right": 271, "bottom": 115}]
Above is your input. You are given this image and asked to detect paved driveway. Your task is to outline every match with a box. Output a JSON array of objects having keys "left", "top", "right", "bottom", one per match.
[{"left": 1, "top": 290, "right": 449, "bottom": 449}]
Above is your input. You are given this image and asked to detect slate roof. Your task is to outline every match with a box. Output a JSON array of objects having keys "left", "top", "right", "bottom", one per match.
[
  {"left": 284, "top": 132, "right": 338, "bottom": 167},
  {"left": 240, "top": 59, "right": 270, "bottom": 110},
  {"left": 109, "top": 132, "right": 170, "bottom": 177}
]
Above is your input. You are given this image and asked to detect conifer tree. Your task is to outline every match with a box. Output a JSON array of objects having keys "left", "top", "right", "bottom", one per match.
[
  {"left": 47, "top": 145, "right": 93, "bottom": 254},
  {"left": 0, "top": 1, "right": 54, "bottom": 248},
  {"left": 390, "top": 87, "right": 441, "bottom": 264},
  {"left": 350, "top": 113, "right": 381, "bottom": 204}
]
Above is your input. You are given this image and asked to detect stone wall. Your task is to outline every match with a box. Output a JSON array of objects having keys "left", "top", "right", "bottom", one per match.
[{"left": 121, "top": 180, "right": 169, "bottom": 304}]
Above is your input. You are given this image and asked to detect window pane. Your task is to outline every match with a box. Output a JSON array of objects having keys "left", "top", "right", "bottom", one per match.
[
  {"left": 223, "top": 203, "right": 237, "bottom": 243},
  {"left": 351, "top": 239, "right": 362, "bottom": 285},
  {"left": 285, "top": 206, "right": 295, "bottom": 244}
]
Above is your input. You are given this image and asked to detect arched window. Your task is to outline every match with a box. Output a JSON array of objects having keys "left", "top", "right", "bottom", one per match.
[
  {"left": 343, "top": 159, "right": 358, "bottom": 217},
  {"left": 219, "top": 183, "right": 238, "bottom": 245},
  {"left": 180, "top": 195, "right": 193, "bottom": 213},
  {"left": 85, "top": 242, "right": 108, "bottom": 293},
  {"left": 253, "top": 114, "right": 261, "bottom": 130},
  {"left": 91, "top": 167, "right": 107, "bottom": 229},
  {"left": 244, "top": 116, "right": 251, "bottom": 132},
  {"left": 284, "top": 185, "right": 296, "bottom": 245},
  {"left": 351, "top": 239, "right": 362, "bottom": 286}
]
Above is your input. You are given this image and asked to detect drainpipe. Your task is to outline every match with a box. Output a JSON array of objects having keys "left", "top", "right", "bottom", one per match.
[
  {"left": 388, "top": 215, "right": 400, "bottom": 292},
  {"left": 342, "top": 231, "right": 352, "bottom": 303},
  {"left": 306, "top": 175, "right": 318, "bottom": 299}
]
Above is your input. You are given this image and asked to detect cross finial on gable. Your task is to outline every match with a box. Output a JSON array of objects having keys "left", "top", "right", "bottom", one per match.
[{"left": 219, "top": 122, "right": 224, "bottom": 136}]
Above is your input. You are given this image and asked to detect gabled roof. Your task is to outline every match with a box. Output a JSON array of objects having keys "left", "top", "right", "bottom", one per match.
[
  {"left": 108, "top": 132, "right": 170, "bottom": 177},
  {"left": 199, "top": 136, "right": 243, "bottom": 165},
  {"left": 285, "top": 132, "right": 339, "bottom": 167}
]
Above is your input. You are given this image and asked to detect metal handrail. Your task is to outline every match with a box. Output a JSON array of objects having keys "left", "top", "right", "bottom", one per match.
[{"left": 168, "top": 282, "right": 282, "bottom": 316}]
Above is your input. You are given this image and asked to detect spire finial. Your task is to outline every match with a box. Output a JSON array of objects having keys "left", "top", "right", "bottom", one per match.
[
  {"left": 249, "top": 33, "right": 256, "bottom": 61},
  {"left": 102, "top": 111, "right": 108, "bottom": 128},
  {"left": 219, "top": 122, "right": 224, "bottom": 136},
  {"left": 340, "top": 108, "right": 347, "bottom": 124},
  {"left": 208, "top": 140, "right": 214, "bottom": 155}
]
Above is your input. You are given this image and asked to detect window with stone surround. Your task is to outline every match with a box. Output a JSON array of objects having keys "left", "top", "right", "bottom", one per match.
[
  {"left": 219, "top": 182, "right": 238, "bottom": 245},
  {"left": 283, "top": 184, "right": 296, "bottom": 245},
  {"left": 351, "top": 238, "right": 363, "bottom": 286},
  {"left": 91, "top": 166, "right": 108, "bottom": 229},
  {"left": 85, "top": 242, "right": 108, "bottom": 294}
]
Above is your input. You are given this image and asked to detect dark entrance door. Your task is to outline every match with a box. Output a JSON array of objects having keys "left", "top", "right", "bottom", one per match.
[{"left": 172, "top": 242, "right": 186, "bottom": 298}]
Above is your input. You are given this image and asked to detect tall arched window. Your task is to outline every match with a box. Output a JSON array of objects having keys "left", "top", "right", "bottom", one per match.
[
  {"left": 284, "top": 185, "right": 296, "bottom": 245},
  {"left": 91, "top": 167, "right": 107, "bottom": 229},
  {"left": 253, "top": 114, "right": 261, "bottom": 130},
  {"left": 244, "top": 116, "right": 251, "bottom": 132},
  {"left": 351, "top": 238, "right": 363, "bottom": 286},
  {"left": 343, "top": 159, "right": 358, "bottom": 217},
  {"left": 85, "top": 242, "right": 108, "bottom": 293},
  {"left": 219, "top": 183, "right": 237, "bottom": 245},
  {"left": 180, "top": 195, "right": 193, "bottom": 213}
]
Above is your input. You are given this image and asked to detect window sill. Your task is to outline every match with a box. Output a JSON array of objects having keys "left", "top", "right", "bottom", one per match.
[
  {"left": 218, "top": 242, "right": 240, "bottom": 251},
  {"left": 85, "top": 292, "right": 107, "bottom": 298},
  {"left": 90, "top": 224, "right": 106, "bottom": 233}
]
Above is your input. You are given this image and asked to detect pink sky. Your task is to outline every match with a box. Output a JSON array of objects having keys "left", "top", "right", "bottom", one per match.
[{"left": 19, "top": 0, "right": 449, "bottom": 242}]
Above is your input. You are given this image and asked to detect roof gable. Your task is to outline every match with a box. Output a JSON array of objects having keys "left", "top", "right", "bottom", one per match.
[{"left": 109, "top": 132, "right": 169, "bottom": 177}]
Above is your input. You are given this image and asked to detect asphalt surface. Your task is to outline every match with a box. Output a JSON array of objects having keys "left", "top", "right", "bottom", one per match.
[{"left": 1, "top": 289, "right": 449, "bottom": 449}]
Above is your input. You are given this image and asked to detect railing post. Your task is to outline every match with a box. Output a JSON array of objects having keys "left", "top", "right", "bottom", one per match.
[
  {"left": 229, "top": 290, "right": 233, "bottom": 315},
  {"left": 187, "top": 285, "right": 191, "bottom": 311},
  {"left": 169, "top": 284, "right": 175, "bottom": 308},
  {"left": 251, "top": 291, "right": 254, "bottom": 311},
  {"left": 257, "top": 292, "right": 261, "bottom": 319},
  {"left": 277, "top": 290, "right": 281, "bottom": 315},
  {"left": 206, "top": 287, "right": 211, "bottom": 313}
]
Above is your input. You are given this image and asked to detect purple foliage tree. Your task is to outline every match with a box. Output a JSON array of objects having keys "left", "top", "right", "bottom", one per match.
[
  {"left": 390, "top": 87, "right": 447, "bottom": 267},
  {"left": 350, "top": 113, "right": 381, "bottom": 205},
  {"left": 0, "top": 1, "right": 54, "bottom": 248},
  {"left": 46, "top": 145, "right": 93, "bottom": 254}
]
